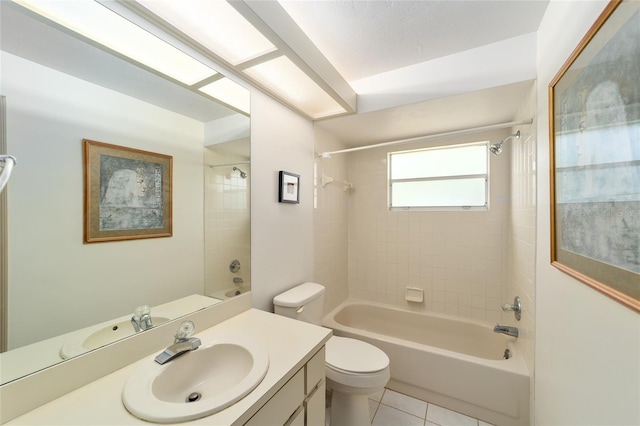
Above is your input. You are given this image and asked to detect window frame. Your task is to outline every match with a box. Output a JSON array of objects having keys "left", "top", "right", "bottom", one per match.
[{"left": 387, "top": 141, "right": 490, "bottom": 211}]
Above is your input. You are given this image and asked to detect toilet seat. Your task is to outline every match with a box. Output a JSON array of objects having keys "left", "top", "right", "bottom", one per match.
[{"left": 326, "top": 336, "right": 389, "bottom": 373}]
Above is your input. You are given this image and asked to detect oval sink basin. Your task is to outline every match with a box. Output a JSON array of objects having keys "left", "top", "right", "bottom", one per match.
[
  {"left": 60, "top": 316, "right": 171, "bottom": 359},
  {"left": 122, "top": 335, "right": 269, "bottom": 423}
]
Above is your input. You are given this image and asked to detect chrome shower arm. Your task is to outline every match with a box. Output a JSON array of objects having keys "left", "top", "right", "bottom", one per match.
[{"left": 490, "top": 131, "right": 521, "bottom": 156}]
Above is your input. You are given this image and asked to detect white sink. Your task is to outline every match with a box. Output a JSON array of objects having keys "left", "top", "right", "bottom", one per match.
[
  {"left": 122, "top": 335, "right": 269, "bottom": 423},
  {"left": 60, "top": 316, "right": 171, "bottom": 359}
]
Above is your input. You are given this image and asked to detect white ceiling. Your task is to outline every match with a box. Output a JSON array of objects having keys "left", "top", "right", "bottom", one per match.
[
  {"left": 279, "top": 0, "right": 548, "bottom": 82},
  {"left": 3, "top": 0, "right": 549, "bottom": 145},
  {"left": 277, "top": 0, "right": 549, "bottom": 146}
]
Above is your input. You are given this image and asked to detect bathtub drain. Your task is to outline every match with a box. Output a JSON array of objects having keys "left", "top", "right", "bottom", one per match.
[{"left": 503, "top": 348, "right": 511, "bottom": 359}]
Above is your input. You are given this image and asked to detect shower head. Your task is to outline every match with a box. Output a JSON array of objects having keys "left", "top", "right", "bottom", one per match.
[
  {"left": 490, "top": 131, "right": 521, "bottom": 156},
  {"left": 489, "top": 143, "right": 504, "bottom": 156},
  {"left": 233, "top": 166, "right": 247, "bottom": 179}
]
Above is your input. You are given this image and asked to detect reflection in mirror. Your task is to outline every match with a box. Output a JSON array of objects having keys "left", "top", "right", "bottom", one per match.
[
  {"left": 204, "top": 135, "right": 251, "bottom": 301},
  {"left": 0, "top": 1, "right": 250, "bottom": 384}
]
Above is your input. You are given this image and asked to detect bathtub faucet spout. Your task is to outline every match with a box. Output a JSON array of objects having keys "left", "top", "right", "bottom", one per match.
[{"left": 494, "top": 324, "right": 518, "bottom": 338}]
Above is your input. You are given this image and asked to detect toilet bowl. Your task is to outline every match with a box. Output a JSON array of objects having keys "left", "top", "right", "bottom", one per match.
[
  {"left": 325, "top": 336, "right": 390, "bottom": 393},
  {"left": 325, "top": 336, "right": 390, "bottom": 426},
  {"left": 273, "top": 283, "right": 390, "bottom": 426}
]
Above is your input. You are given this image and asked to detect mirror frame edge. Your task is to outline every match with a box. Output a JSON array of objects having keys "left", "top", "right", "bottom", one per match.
[{"left": 1, "top": 95, "right": 8, "bottom": 352}]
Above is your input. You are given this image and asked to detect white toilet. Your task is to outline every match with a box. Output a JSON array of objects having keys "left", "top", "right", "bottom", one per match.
[{"left": 273, "top": 282, "right": 390, "bottom": 426}]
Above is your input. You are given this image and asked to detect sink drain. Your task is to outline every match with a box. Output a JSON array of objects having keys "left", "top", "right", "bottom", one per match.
[{"left": 186, "top": 392, "right": 202, "bottom": 403}]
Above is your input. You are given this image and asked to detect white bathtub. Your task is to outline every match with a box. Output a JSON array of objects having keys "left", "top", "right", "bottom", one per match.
[{"left": 323, "top": 300, "right": 530, "bottom": 426}]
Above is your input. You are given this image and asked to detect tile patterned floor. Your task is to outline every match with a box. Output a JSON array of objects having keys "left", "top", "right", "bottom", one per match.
[{"left": 366, "top": 388, "right": 494, "bottom": 426}]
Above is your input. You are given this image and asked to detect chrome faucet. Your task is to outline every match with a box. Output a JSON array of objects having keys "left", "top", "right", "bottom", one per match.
[
  {"left": 155, "top": 320, "right": 201, "bottom": 365},
  {"left": 494, "top": 324, "right": 519, "bottom": 338},
  {"left": 131, "top": 305, "right": 153, "bottom": 332}
]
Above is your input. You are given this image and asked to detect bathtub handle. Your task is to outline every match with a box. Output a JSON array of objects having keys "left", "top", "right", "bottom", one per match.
[
  {"left": 296, "top": 306, "right": 304, "bottom": 314},
  {"left": 502, "top": 296, "right": 522, "bottom": 321}
]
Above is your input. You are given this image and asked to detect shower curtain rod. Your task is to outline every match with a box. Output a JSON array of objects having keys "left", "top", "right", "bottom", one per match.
[
  {"left": 208, "top": 161, "right": 250, "bottom": 168},
  {"left": 318, "top": 119, "right": 533, "bottom": 158}
]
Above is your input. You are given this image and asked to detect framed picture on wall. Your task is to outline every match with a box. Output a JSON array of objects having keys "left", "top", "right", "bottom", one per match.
[
  {"left": 83, "top": 139, "right": 173, "bottom": 243},
  {"left": 549, "top": 0, "right": 640, "bottom": 312},
  {"left": 278, "top": 171, "right": 300, "bottom": 204}
]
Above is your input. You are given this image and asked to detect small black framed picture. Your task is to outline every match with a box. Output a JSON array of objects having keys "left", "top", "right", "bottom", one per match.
[{"left": 278, "top": 171, "right": 300, "bottom": 204}]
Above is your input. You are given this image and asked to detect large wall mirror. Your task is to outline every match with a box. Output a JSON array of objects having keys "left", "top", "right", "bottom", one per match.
[{"left": 0, "top": 1, "right": 250, "bottom": 384}]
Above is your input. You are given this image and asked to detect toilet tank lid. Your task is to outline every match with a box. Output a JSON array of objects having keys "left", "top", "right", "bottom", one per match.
[{"left": 273, "top": 282, "right": 325, "bottom": 307}]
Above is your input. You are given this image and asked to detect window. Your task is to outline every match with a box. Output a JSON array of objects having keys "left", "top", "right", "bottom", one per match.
[{"left": 388, "top": 142, "right": 489, "bottom": 210}]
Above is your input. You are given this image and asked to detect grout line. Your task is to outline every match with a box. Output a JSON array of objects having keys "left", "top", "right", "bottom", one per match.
[
  {"left": 379, "top": 388, "right": 429, "bottom": 420},
  {"left": 369, "top": 387, "right": 487, "bottom": 426},
  {"left": 377, "top": 400, "right": 427, "bottom": 420},
  {"left": 370, "top": 401, "right": 381, "bottom": 422}
]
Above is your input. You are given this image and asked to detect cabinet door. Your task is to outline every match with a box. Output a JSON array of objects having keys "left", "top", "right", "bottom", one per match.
[
  {"left": 305, "top": 380, "right": 325, "bottom": 426},
  {"left": 245, "top": 369, "right": 304, "bottom": 426},
  {"left": 305, "top": 347, "right": 325, "bottom": 426},
  {"left": 286, "top": 405, "right": 304, "bottom": 426},
  {"left": 306, "top": 347, "right": 325, "bottom": 394}
]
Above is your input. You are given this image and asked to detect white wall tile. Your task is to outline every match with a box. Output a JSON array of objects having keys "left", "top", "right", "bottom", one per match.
[
  {"left": 313, "top": 127, "right": 350, "bottom": 314},
  {"left": 508, "top": 83, "right": 536, "bottom": 380},
  {"left": 344, "top": 130, "right": 514, "bottom": 322}
]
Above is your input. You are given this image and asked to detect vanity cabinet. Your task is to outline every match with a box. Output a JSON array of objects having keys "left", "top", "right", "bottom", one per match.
[{"left": 245, "top": 347, "right": 325, "bottom": 426}]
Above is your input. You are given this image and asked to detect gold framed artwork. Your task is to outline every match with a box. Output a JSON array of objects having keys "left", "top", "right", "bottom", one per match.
[
  {"left": 83, "top": 139, "right": 172, "bottom": 243},
  {"left": 549, "top": 0, "right": 639, "bottom": 312}
]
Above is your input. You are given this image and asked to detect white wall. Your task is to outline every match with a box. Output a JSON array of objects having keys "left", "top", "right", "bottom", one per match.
[
  {"left": 250, "top": 90, "right": 315, "bottom": 311},
  {"left": 535, "top": 2, "right": 640, "bottom": 425},
  {"left": 4, "top": 52, "right": 205, "bottom": 348}
]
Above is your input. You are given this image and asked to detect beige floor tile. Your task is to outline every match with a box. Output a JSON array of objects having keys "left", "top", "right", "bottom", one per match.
[
  {"left": 372, "top": 404, "right": 424, "bottom": 426},
  {"left": 381, "top": 389, "right": 428, "bottom": 419}
]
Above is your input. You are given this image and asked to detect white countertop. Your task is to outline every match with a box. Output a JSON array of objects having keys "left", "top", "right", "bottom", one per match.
[{"left": 6, "top": 309, "right": 332, "bottom": 425}]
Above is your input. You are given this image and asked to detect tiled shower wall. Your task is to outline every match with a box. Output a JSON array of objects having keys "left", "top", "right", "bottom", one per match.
[
  {"left": 204, "top": 145, "right": 251, "bottom": 298},
  {"left": 508, "top": 83, "right": 537, "bottom": 378},
  {"left": 313, "top": 127, "right": 350, "bottom": 314},
  {"left": 346, "top": 130, "right": 512, "bottom": 323}
]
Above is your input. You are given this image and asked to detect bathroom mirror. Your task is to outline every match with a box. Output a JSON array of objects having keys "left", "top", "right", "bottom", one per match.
[{"left": 0, "top": 1, "right": 250, "bottom": 384}]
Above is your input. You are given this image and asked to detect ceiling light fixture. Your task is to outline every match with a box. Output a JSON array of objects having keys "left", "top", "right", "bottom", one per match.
[
  {"left": 132, "top": 0, "right": 356, "bottom": 119},
  {"left": 12, "top": 0, "right": 356, "bottom": 120},
  {"left": 135, "top": 0, "right": 276, "bottom": 66},
  {"left": 199, "top": 77, "right": 251, "bottom": 115},
  {"left": 13, "top": 0, "right": 217, "bottom": 86},
  {"left": 244, "top": 56, "right": 347, "bottom": 119}
]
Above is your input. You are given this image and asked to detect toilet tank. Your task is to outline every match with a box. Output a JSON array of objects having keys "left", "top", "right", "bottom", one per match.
[{"left": 273, "top": 282, "right": 325, "bottom": 325}]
